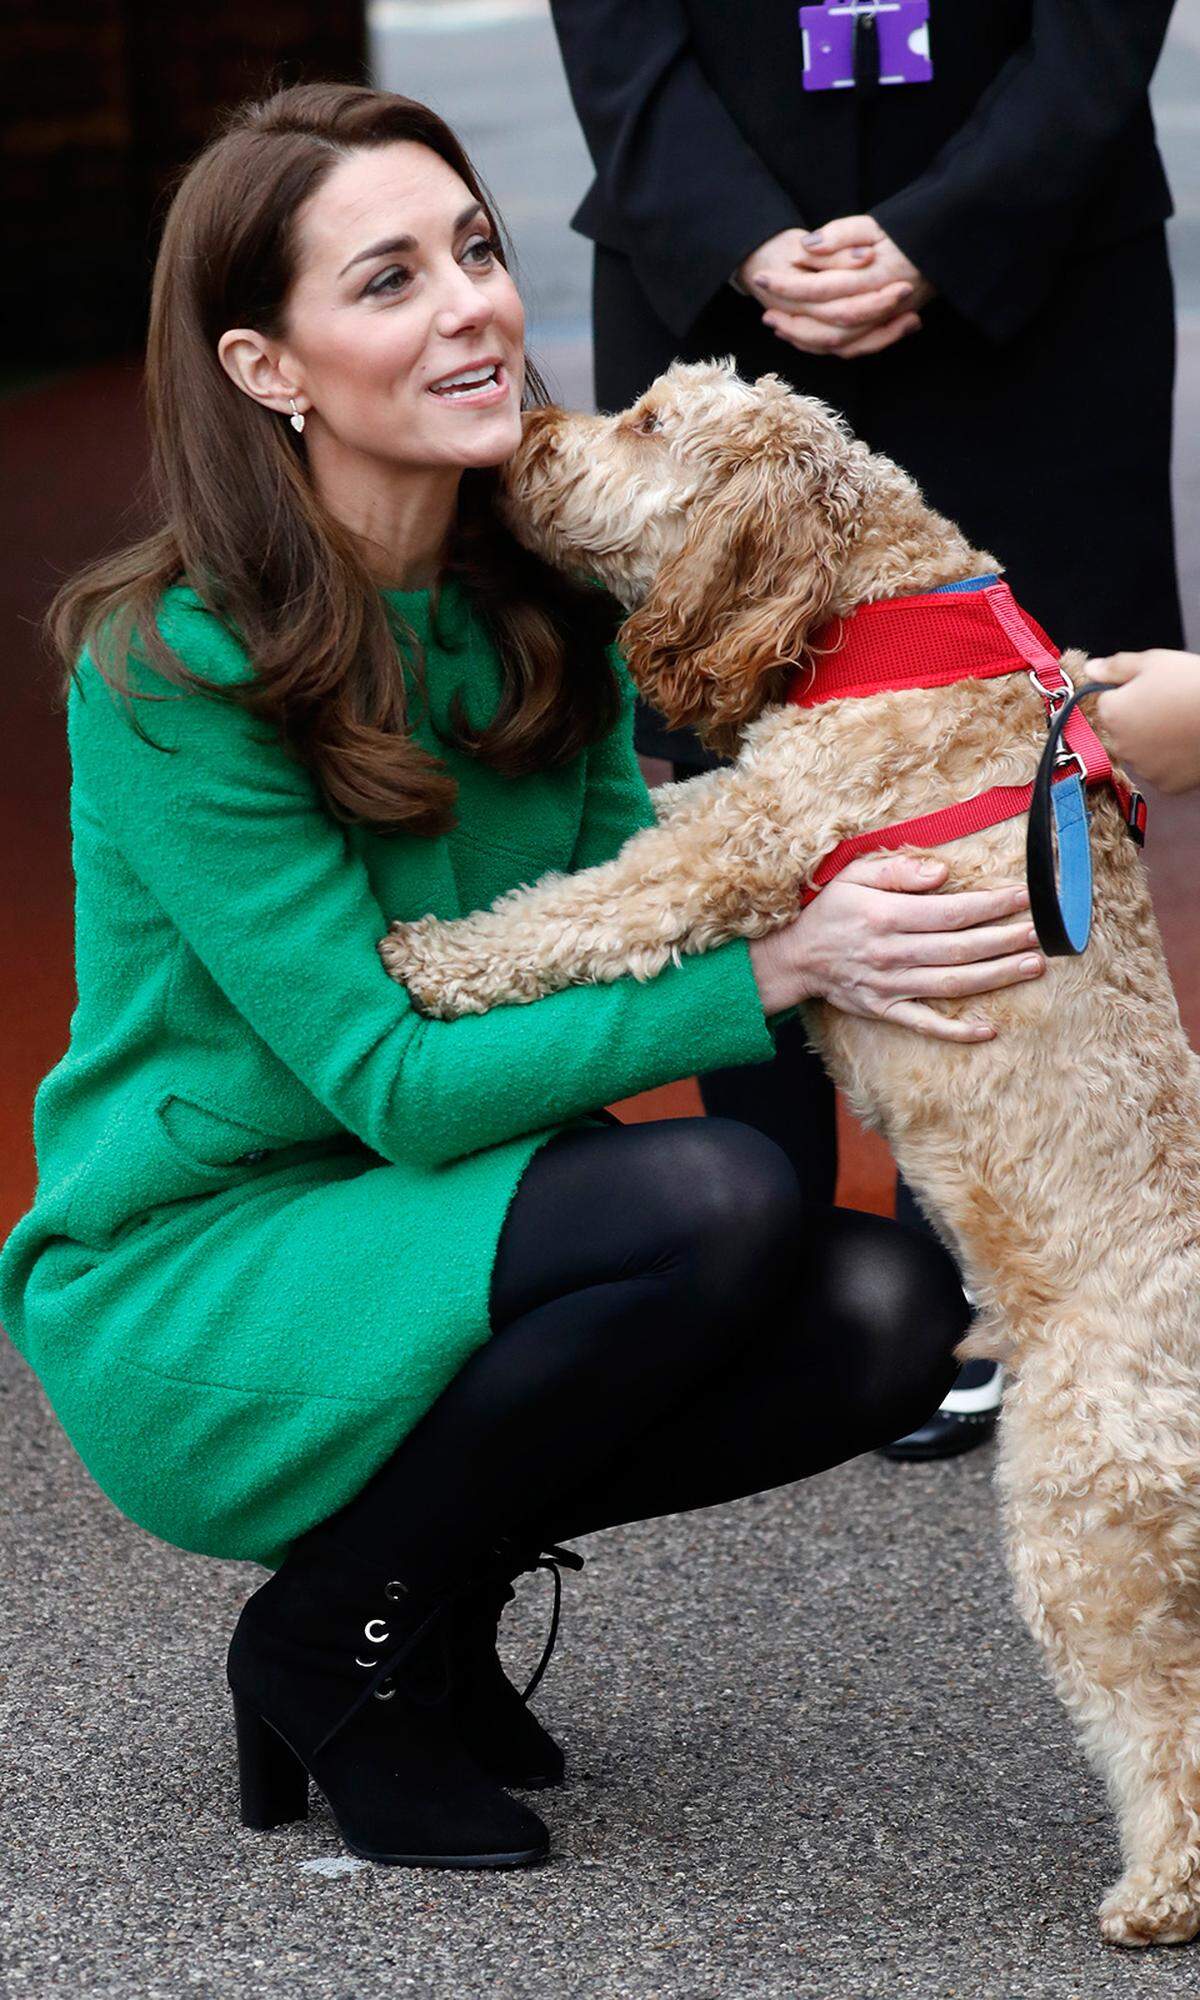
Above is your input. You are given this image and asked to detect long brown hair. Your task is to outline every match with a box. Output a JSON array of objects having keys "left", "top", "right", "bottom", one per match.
[{"left": 45, "top": 82, "right": 621, "bottom": 836}]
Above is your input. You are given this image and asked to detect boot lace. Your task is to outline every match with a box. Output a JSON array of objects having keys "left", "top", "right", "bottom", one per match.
[
  {"left": 312, "top": 1544, "right": 583, "bottom": 1757},
  {"left": 513, "top": 1543, "right": 584, "bottom": 1704}
]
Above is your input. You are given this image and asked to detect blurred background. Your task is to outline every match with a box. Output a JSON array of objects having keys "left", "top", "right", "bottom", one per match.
[
  {"left": 2, "top": 0, "right": 1198, "bottom": 1244},
  {"left": 3, "top": 16, "right": 1200, "bottom": 1992}
]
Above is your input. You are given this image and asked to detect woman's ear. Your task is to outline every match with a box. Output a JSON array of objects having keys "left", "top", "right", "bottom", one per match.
[
  {"left": 217, "top": 328, "right": 306, "bottom": 420},
  {"left": 618, "top": 441, "right": 859, "bottom": 757}
]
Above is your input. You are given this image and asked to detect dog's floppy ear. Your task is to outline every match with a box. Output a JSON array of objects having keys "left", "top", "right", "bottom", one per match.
[{"left": 619, "top": 429, "right": 860, "bottom": 757}]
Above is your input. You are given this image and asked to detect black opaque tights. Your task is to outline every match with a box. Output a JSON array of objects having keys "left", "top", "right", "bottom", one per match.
[{"left": 302, "top": 1118, "right": 968, "bottom": 1587}]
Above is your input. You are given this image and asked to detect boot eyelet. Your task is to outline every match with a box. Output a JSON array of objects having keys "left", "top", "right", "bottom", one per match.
[
  {"left": 373, "top": 1678, "right": 396, "bottom": 1701},
  {"left": 354, "top": 1655, "right": 377, "bottom": 1669},
  {"left": 363, "top": 1617, "right": 390, "bottom": 1643},
  {"left": 384, "top": 1580, "right": 407, "bottom": 1601}
]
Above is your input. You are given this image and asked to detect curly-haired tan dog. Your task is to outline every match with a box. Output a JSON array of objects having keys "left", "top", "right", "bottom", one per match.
[{"left": 379, "top": 359, "right": 1200, "bottom": 1947}]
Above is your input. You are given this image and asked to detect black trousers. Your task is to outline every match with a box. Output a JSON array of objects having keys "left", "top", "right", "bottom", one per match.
[{"left": 305, "top": 1118, "right": 966, "bottom": 1586}]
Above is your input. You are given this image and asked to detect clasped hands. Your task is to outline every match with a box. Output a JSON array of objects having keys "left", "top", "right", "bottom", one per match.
[{"left": 737, "top": 215, "right": 933, "bottom": 359}]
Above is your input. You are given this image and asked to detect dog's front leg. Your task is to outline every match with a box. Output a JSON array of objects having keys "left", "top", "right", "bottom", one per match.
[
  {"left": 378, "top": 767, "right": 807, "bottom": 1018},
  {"left": 647, "top": 766, "right": 730, "bottom": 825}
]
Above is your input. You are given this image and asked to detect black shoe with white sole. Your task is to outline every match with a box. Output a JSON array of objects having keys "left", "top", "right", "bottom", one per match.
[{"left": 878, "top": 1358, "right": 1004, "bottom": 1462}]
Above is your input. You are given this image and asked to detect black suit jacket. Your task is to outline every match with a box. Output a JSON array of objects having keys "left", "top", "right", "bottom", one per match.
[{"left": 550, "top": 0, "right": 1176, "bottom": 344}]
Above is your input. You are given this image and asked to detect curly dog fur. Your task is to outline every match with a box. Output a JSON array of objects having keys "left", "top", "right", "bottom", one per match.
[{"left": 378, "top": 360, "right": 1200, "bottom": 1946}]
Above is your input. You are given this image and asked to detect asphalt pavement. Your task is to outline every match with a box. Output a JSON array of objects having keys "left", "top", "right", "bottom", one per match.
[{"left": 4, "top": 5, "right": 1200, "bottom": 1996}]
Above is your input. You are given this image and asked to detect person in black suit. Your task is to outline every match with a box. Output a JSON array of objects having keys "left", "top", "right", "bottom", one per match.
[{"left": 549, "top": 0, "right": 1184, "bottom": 1456}]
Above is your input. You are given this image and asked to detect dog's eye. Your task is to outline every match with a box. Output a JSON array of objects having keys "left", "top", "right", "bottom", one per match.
[{"left": 633, "top": 409, "right": 662, "bottom": 436}]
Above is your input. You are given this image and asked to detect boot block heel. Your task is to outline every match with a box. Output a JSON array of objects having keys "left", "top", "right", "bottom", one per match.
[{"left": 232, "top": 1692, "right": 310, "bottom": 1829}]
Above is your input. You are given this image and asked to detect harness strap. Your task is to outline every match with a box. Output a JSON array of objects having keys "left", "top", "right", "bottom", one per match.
[
  {"left": 790, "top": 576, "right": 1057, "bottom": 707},
  {"left": 799, "top": 780, "right": 1043, "bottom": 906},
  {"left": 789, "top": 576, "right": 1144, "bottom": 903},
  {"left": 983, "top": 583, "right": 1133, "bottom": 816}
]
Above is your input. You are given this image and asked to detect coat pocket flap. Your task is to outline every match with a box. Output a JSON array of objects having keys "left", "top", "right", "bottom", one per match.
[{"left": 155, "top": 1092, "right": 294, "bottom": 1171}]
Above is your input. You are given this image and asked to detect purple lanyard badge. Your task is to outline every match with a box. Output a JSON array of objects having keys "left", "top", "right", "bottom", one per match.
[{"left": 799, "top": 0, "right": 933, "bottom": 91}]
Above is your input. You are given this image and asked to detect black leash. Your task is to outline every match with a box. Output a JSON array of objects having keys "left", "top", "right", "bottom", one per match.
[{"left": 1025, "top": 680, "right": 1144, "bottom": 958}]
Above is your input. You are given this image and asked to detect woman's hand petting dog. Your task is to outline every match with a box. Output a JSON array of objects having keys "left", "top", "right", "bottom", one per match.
[{"left": 748, "top": 853, "right": 1044, "bottom": 1042}]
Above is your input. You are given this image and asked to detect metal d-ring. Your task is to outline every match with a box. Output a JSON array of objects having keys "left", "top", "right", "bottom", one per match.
[{"left": 1027, "top": 659, "right": 1074, "bottom": 712}]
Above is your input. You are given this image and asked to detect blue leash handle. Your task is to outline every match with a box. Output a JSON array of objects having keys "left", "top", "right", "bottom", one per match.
[
  {"left": 1025, "top": 681, "right": 1110, "bottom": 957},
  {"left": 1047, "top": 771, "right": 1093, "bottom": 954}
]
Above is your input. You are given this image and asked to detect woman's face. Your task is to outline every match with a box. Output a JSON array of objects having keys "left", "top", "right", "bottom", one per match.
[{"left": 275, "top": 140, "right": 526, "bottom": 472}]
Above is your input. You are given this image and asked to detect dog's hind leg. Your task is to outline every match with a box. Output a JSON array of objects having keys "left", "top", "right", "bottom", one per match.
[
  {"left": 997, "top": 1356, "right": 1200, "bottom": 1947},
  {"left": 1095, "top": 1749, "right": 1200, "bottom": 1948}
]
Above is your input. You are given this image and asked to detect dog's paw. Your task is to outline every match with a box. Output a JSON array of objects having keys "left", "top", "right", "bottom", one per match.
[
  {"left": 378, "top": 918, "right": 432, "bottom": 981},
  {"left": 1098, "top": 1874, "right": 1200, "bottom": 1947},
  {"left": 377, "top": 917, "right": 536, "bottom": 1017},
  {"left": 378, "top": 919, "right": 467, "bottom": 1016}
]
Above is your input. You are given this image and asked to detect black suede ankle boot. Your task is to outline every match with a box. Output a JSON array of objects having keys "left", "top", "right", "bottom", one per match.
[
  {"left": 225, "top": 1535, "right": 550, "bottom": 1869},
  {"left": 447, "top": 1542, "right": 582, "bottom": 1791}
]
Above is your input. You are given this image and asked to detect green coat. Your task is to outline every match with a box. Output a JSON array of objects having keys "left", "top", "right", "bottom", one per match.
[{"left": 0, "top": 579, "right": 779, "bottom": 1570}]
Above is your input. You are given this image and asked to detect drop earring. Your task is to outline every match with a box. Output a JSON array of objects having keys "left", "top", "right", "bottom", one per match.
[{"left": 288, "top": 397, "right": 305, "bottom": 434}]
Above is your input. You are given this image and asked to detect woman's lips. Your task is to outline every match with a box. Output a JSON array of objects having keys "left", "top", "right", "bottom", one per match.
[{"left": 427, "top": 362, "right": 510, "bottom": 408}]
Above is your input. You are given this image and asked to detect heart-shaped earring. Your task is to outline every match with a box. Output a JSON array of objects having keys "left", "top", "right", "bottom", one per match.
[{"left": 288, "top": 397, "right": 305, "bottom": 434}]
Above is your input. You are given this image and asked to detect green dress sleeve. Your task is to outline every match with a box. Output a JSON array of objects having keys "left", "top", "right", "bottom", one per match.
[{"left": 72, "top": 600, "right": 777, "bottom": 1169}]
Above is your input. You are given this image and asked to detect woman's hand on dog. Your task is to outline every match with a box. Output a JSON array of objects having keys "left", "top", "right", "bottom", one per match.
[{"left": 747, "top": 854, "right": 1045, "bottom": 1042}]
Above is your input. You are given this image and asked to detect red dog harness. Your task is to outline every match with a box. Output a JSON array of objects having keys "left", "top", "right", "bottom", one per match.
[{"left": 785, "top": 576, "right": 1146, "bottom": 906}]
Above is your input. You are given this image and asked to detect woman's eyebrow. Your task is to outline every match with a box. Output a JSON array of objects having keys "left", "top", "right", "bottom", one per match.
[{"left": 338, "top": 202, "right": 487, "bottom": 278}]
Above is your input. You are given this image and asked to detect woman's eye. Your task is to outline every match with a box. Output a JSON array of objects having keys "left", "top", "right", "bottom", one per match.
[
  {"left": 365, "top": 264, "right": 410, "bottom": 298},
  {"left": 364, "top": 236, "right": 498, "bottom": 298}
]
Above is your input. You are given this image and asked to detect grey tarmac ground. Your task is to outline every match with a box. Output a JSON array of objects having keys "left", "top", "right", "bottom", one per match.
[{"left": 4, "top": 5, "right": 1200, "bottom": 1997}]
